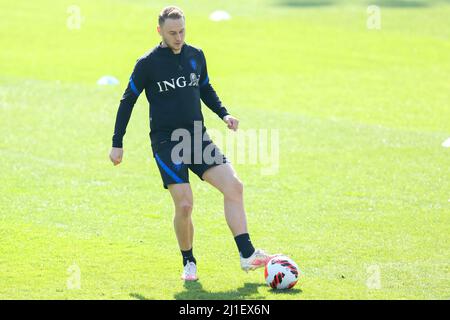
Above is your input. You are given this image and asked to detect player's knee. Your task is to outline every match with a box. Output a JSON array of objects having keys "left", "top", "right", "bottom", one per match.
[
  {"left": 224, "top": 178, "right": 243, "bottom": 200},
  {"left": 176, "top": 200, "right": 193, "bottom": 217}
]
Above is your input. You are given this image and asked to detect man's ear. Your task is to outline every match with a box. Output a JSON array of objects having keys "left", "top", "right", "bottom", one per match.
[{"left": 157, "top": 25, "right": 161, "bottom": 35}]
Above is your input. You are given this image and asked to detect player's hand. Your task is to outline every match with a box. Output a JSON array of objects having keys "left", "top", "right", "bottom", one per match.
[
  {"left": 223, "top": 115, "right": 239, "bottom": 131},
  {"left": 109, "top": 147, "right": 123, "bottom": 166}
]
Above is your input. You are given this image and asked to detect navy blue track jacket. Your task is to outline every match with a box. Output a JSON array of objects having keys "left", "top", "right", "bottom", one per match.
[{"left": 112, "top": 43, "right": 229, "bottom": 148}]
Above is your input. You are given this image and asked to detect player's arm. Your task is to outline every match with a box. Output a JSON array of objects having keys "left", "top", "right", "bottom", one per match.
[
  {"left": 199, "top": 50, "right": 239, "bottom": 131},
  {"left": 110, "top": 58, "right": 148, "bottom": 166}
]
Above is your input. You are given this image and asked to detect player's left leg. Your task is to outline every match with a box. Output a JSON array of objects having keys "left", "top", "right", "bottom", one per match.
[
  {"left": 202, "top": 163, "right": 279, "bottom": 271},
  {"left": 202, "top": 163, "right": 247, "bottom": 236}
]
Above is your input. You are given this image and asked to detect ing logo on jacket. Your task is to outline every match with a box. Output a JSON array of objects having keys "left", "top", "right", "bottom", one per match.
[{"left": 156, "top": 73, "right": 200, "bottom": 92}]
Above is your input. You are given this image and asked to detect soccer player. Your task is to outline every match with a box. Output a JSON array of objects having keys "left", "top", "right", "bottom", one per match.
[{"left": 109, "top": 6, "right": 276, "bottom": 281}]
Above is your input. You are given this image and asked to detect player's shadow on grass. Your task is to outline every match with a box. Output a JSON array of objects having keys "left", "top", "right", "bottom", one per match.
[
  {"left": 173, "top": 281, "right": 302, "bottom": 300},
  {"left": 129, "top": 293, "right": 152, "bottom": 300}
]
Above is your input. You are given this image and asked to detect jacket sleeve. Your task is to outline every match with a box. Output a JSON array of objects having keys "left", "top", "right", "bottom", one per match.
[
  {"left": 112, "top": 58, "right": 148, "bottom": 148},
  {"left": 199, "top": 49, "right": 230, "bottom": 120}
]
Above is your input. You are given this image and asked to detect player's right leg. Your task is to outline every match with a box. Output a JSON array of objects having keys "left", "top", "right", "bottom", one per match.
[
  {"left": 168, "top": 183, "right": 194, "bottom": 256},
  {"left": 168, "top": 183, "right": 198, "bottom": 281},
  {"left": 152, "top": 141, "right": 197, "bottom": 281}
]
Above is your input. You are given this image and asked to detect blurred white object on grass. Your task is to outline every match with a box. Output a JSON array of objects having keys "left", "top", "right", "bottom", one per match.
[
  {"left": 209, "top": 10, "right": 231, "bottom": 22},
  {"left": 97, "top": 76, "right": 119, "bottom": 86}
]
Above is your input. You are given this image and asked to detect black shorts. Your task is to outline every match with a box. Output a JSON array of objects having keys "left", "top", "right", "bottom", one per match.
[{"left": 151, "top": 138, "right": 228, "bottom": 189}]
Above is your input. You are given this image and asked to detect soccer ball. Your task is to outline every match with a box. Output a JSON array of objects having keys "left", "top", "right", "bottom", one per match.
[{"left": 264, "top": 255, "right": 300, "bottom": 290}]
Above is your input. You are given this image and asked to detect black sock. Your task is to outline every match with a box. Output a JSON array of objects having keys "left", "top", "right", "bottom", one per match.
[
  {"left": 181, "top": 248, "right": 196, "bottom": 266},
  {"left": 234, "top": 233, "right": 255, "bottom": 258}
]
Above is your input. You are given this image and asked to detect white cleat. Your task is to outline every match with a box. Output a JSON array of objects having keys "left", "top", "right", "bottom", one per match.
[
  {"left": 181, "top": 261, "right": 198, "bottom": 281},
  {"left": 240, "top": 249, "right": 281, "bottom": 272}
]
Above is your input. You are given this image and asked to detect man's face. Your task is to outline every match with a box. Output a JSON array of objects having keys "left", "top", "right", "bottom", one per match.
[{"left": 157, "top": 18, "right": 185, "bottom": 53}]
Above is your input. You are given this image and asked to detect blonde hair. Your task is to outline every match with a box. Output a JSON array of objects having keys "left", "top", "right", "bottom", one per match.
[{"left": 158, "top": 6, "right": 185, "bottom": 26}]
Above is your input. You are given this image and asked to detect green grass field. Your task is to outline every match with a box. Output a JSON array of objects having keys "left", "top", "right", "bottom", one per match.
[{"left": 1, "top": 0, "right": 449, "bottom": 299}]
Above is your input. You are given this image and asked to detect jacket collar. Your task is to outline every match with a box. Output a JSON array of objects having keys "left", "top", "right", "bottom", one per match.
[{"left": 158, "top": 42, "right": 186, "bottom": 56}]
